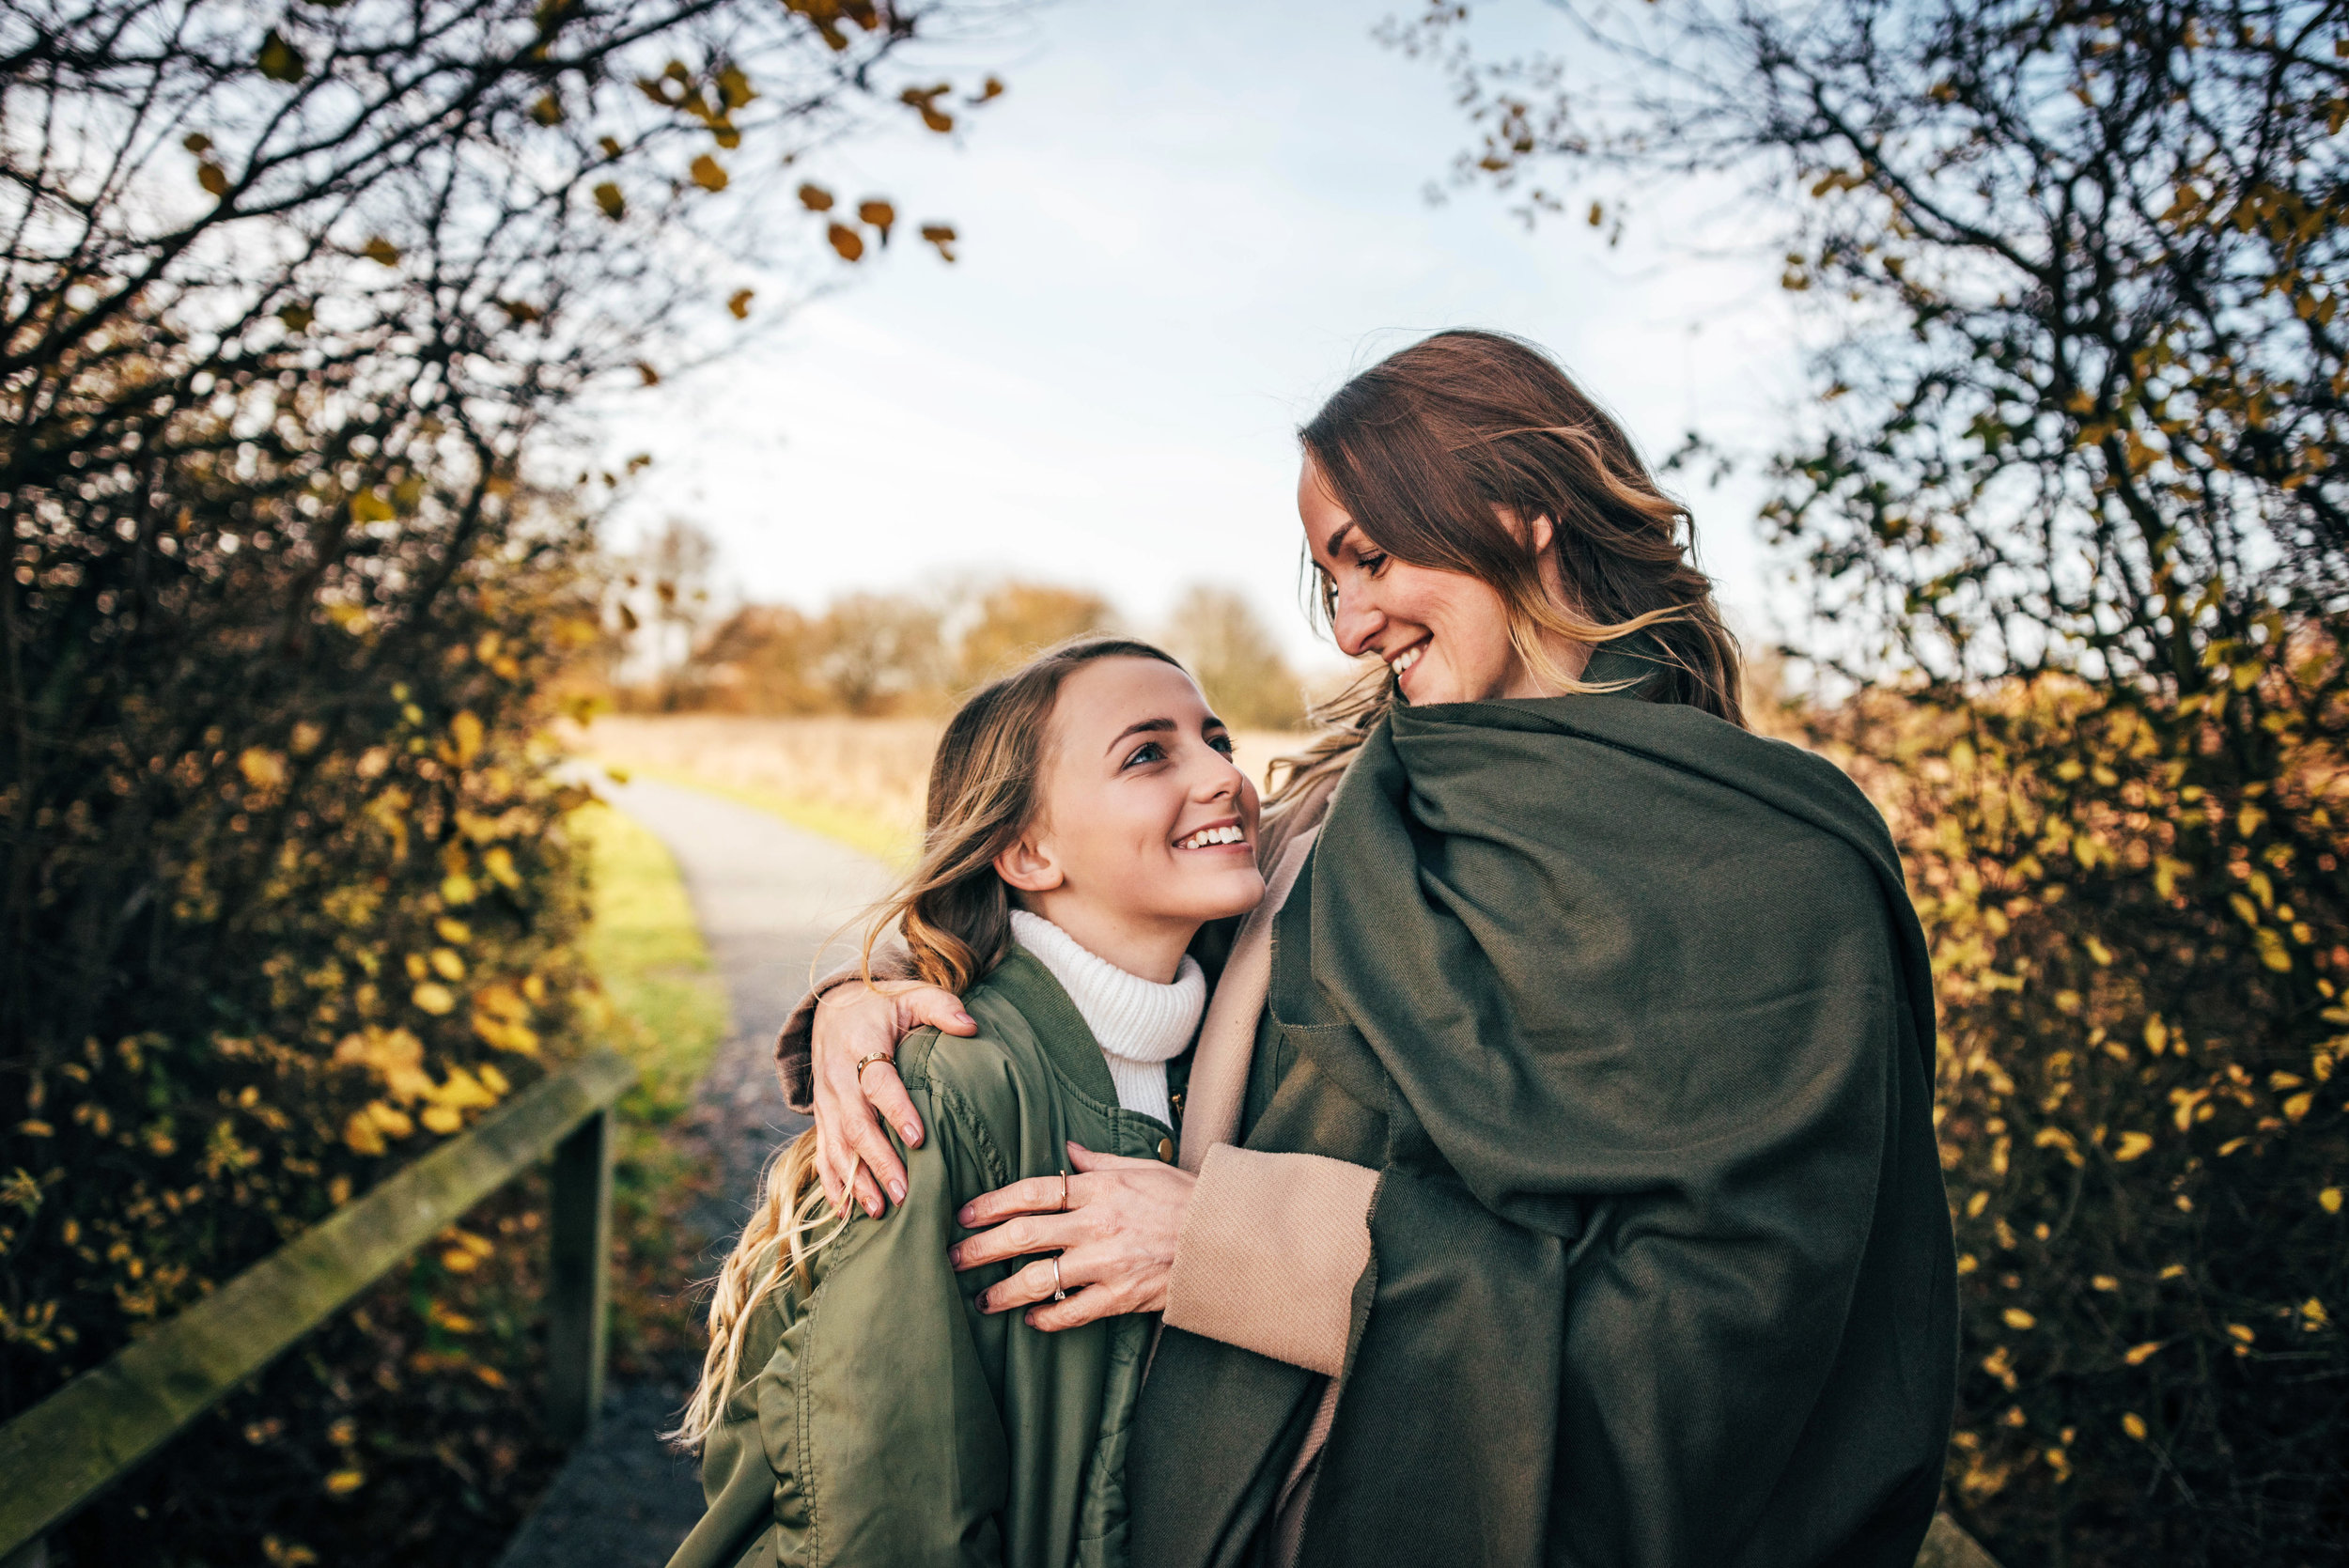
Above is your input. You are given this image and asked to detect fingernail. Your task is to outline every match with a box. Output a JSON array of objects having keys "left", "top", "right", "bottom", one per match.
[
  {"left": 957, "top": 1205, "right": 975, "bottom": 1225},
  {"left": 946, "top": 1245, "right": 960, "bottom": 1265},
  {"left": 865, "top": 1199, "right": 882, "bottom": 1218},
  {"left": 955, "top": 1011, "right": 974, "bottom": 1026},
  {"left": 902, "top": 1123, "right": 922, "bottom": 1143},
  {"left": 889, "top": 1178, "right": 906, "bottom": 1203}
]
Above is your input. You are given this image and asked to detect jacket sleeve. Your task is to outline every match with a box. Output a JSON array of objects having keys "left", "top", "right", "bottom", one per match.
[
  {"left": 772, "top": 938, "right": 919, "bottom": 1113},
  {"left": 1162, "top": 1145, "right": 1377, "bottom": 1377},
  {"left": 740, "top": 1085, "right": 1011, "bottom": 1566}
]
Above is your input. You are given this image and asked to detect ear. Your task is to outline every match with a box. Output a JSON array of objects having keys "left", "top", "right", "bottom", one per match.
[
  {"left": 1527, "top": 512, "right": 1555, "bottom": 552},
  {"left": 993, "top": 832, "right": 1064, "bottom": 895}
]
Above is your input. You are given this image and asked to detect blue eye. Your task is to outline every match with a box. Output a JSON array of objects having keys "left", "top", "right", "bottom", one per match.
[
  {"left": 1208, "top": 732, "right": 1235, "bottom": 756},
  {"left": 1123, "top": 741, "right": 1166, "bottom": 769}
]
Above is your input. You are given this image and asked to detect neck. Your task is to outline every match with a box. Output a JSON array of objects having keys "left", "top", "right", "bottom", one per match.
[
  {"left": 1501, "top": 629, "right": 1593, "bottom": 698},
  {"left": 1018, "top": 892, "right": 1195, "bottom": 984}
]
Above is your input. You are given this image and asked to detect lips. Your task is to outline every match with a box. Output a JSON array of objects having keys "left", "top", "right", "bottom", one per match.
[{"left": 1174, "top": 823, "right": 1247, "bottom": 850}]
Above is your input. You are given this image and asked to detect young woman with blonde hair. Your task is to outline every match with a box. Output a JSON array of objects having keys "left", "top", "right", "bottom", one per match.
[
  {"left": 787, "top": 330, "right": 1958, "bottom": 1568},
  {"left": 663, "top": 638, "right": 1266, "bottom": 1568}
]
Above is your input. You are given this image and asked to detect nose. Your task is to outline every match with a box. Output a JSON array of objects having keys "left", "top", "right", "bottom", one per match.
[
  {"left": 1330, "top": 584, "right": 1384, "bottom": 660},
  {"left": 1190, "top": 751, "right": 1239, "bottom": 802}
]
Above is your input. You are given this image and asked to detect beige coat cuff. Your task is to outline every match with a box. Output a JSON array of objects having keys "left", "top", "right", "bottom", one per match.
[
  {"left": 771, "top": 938, "right": 917, "bottom": 1113},
  {"left": 1164, "top": 1144, "right": 1378, "bottom": 1377}
]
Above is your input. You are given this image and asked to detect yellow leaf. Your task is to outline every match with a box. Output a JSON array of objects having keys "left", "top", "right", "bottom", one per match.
[
  {"left": 484, "top": 846, "right": 521, "bottom": 889},
  {"left": 362, "top": 236, "right": 400, "bottom": 266},
  {"left": 324, "top": 1469, "right": 365, "bottom": 1495},
  {"left": 728, "top": 287, "right": 754, "bottom": 318},
  {"left": 441, "top": 873, "right": 476, "bottom": 906},
  {"left": 434, "top": 917, "right": 471, "bottom": 943},
  {"left": 2123, "top": 1341, "right": 2163, "bottom": 1365},
  {"left": 2092, "top": 1275, "right": 2119, "bottom": 1292},
  {"left": 2003, "top": 1308, "right": 2036, "bottom": 1330},
  {"left": 2323, "top": 1188, "right": 2343, "bottom": 1213},
  {"left": 2226, "top": 1323, "right": 2254, "bottom": 1344},
  {"left": 2113, "top": 1131, "right": 2155, "bottom": 1161},
  {"left": 690, "top": 153, "right": 729, "bottom": 191},
  {"left": 238, "top": 748, "right": 288, "bottom": 790},
  {"left": 412, "top": 982, "right": 456, "bottom": 1015},
  {"left": 441, "top": 1246, "right": 478, "bottom": 1271},
  {"left": 828, "top": 222, "right": 864, "bottom": 261},
  {"left": 449, "top": 708, "right": 484, "bottom": 767},
  {"left": 798, "top": 182, "right": 834, "bottom": 211},
  {"left": 420, "top": 1104, "right": 461, "bottom": 1135},
  {"left": 2122, "top": 1412, "right": 2148, "bottom": 1440},
  {"left": 594, "top": 181, "right": 625, "bottom": 221},
  {"left": 197, "top": 161, "right": 230, "bottom": 197},
  {"left": 429, "top": 948, "right": 466, "bottom": 981},
  {"left": 2283, "top": 1091, "right": 2313, "bottom": 1120},
  {"left": 342, "top": 1113, "right": 384, "bottom": 1157},
  {"left": 349, "top": 488, "right": 396, "bottom": 524}
]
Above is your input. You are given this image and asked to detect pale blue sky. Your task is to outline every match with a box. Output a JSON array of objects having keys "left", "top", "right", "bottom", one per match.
[{"left": 605, "top": 0, "right": 1810, "bottom": 669}]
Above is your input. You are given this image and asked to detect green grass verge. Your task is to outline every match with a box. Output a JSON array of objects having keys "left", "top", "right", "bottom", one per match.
[
  {"left": 573, "top": 800, "right": 733, "bottom": 1375},
  {"left": 597, "top": 760, "right": 919, "bottom": 868},
  {"left": 576, "top": 800, "right": 729, "bottom": 1114}
]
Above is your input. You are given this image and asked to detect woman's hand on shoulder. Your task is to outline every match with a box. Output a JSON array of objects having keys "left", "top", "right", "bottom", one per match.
[
  {"left": 950, "top": 1141, "right": 1195, "bottom": 1330},
  {"left": 809, "top": 980, "right": 976, "bottom": 1218}
]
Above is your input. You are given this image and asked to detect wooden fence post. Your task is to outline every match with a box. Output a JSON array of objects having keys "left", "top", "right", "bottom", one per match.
[{"left": 545, "top": 1106, "right": 614, "bottom": 1444}]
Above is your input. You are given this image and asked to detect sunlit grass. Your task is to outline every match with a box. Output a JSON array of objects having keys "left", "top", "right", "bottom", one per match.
[{"left": 576, "top": 800, "right": 728, "bottom": 1113}]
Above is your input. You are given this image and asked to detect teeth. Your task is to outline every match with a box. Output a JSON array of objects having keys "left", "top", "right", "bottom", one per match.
[
  {"left": 1177, "top": 825, "right": 1245, "bottom": 849},
  {"left": 1390, "top": 644, "right": 1423, "bottom": 675}
]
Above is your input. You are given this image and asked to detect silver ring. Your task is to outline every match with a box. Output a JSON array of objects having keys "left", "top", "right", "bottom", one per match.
[{"left": 1050, "top": 1255, "right": 1067, "bottom": 1302}]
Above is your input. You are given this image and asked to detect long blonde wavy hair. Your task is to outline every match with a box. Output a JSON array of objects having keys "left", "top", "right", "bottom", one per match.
[{"left": 670, "top": 637, "right": 1187, "bottom": 1450}]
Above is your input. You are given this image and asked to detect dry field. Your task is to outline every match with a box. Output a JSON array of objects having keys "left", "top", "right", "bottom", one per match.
[{"left": 570, "top": 714, "right": 1316, "bottom": 865}]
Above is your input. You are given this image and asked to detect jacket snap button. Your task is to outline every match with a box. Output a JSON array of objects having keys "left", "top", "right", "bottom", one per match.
[{"left": 1157, "top": 1137, "right": 1175, "bottom": 1163}]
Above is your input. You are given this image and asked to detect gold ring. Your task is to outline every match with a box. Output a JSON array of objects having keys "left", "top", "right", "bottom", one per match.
[
  {"left": 1050, "top": 1255, "right": 1067, "bottom": 1302},
  {"left": 1058, "top": 1168, "right": 1070, "bottom": 1213},
  {"left": 852, "top": 1050, "right": 894, "bottom": 1081}
]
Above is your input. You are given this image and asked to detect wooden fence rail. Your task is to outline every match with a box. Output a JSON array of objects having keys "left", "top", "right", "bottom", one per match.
[{"left": 0, "top": 1048, "right": 637, "bottom": 1567}]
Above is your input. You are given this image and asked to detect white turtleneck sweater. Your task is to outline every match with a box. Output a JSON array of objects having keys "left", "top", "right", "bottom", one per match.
[{"left": 1007, "top": 909, "right": 1203, "bottom": 1126}]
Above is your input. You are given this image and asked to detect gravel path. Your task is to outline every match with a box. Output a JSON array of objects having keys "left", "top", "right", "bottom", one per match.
[{"left": 497, "top": 776, "right": 894, "bottom": 1568}]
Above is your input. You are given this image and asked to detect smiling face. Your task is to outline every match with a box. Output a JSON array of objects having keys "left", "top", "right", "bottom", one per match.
[
  {"left": 1299, "top": 458, "right": 1585, "bottom": 706},
  {"left": 992, "top": 656, "right": 1265, "bottom": 982}
]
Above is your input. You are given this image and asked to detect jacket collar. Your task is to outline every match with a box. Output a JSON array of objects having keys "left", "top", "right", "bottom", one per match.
[{"left": 987, "top": 946, "right": 1123, "bottom": 1107}]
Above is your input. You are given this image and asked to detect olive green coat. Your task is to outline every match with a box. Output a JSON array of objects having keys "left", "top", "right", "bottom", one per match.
[
  {"left": 1130, "top": 644, "right": 1957, "bottom": 1568},
  {"left": 666, "top": 950, "right": 1184, "bottom": 1568}
]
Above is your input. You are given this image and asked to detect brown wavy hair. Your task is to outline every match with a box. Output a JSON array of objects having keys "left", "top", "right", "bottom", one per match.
[
  {"left": 672, "top": 636, "right": 1185, "bottom": 1450},
  {"left": 1267, "top": 329, "right": 1747, "bottom": 817}
]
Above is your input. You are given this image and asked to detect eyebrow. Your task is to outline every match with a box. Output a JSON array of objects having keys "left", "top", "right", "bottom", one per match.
[
  {"left": 1323, "top": 521, "right": 1355, "bottom": 559},
  {"left": 1106, "top": 717, "right": 1176, "bottom": 755}
]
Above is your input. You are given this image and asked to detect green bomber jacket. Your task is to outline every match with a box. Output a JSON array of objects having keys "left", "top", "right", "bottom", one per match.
[{"left": 664, "top": 947, "right": 1186, "bottom": 1568}]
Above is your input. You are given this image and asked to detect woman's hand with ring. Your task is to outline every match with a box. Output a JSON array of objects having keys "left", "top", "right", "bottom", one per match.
[
  {"left": 806, "top": 979, "right": 975, "bottom": 1217},
  {"left": 950, "top": 1141, "right": 1196, "bottom": 1330}
]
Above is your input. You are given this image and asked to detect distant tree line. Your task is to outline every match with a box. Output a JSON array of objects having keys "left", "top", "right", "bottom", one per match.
[{"left": 605, "top": 521, "right": 1314, "bottom": 728}]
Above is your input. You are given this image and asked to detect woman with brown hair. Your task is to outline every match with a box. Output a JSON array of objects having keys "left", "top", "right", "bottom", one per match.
[{"left": 782, "top": 330, "right": 1958, "bottom": 1567}]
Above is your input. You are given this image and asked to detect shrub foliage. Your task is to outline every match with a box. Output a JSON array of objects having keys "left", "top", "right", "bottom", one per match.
[
  {"left": 1394, "top": 0, "right": 2348, "bottom": 1559},
  {"left": 2, "top": 0, "right": 1003, "bottom": 1556}
]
